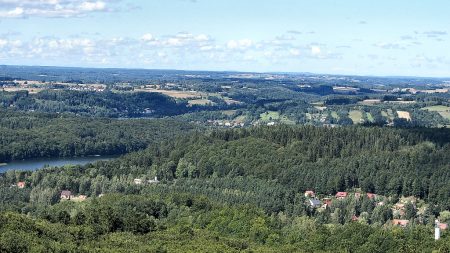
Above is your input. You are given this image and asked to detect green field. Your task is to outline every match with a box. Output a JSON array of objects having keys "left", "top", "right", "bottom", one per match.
[
  {"left": 221, "top": 110, "right": 237, "bottom": 116},
  {"left": 366, "top": 112, "right": 374, "bottom": 122},
  {"left": 349, "top": 110, "right": 363, "bottom": 124},
  {"left": 260, "top": 111, "right": 280, "bottom": 121},
  {"left": 330, "top": 111, "right": 339, "bottom": 119},
  {"left": 280, "top": 116, "right": 295, "bottom": 125},
  {"left": 422, "top": 105, "right": 450, "bottom": 120}
]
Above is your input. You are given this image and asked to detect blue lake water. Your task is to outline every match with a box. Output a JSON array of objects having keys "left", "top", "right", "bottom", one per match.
[{"left": 0, "top": 156, "right": 118, "bottom": 173}]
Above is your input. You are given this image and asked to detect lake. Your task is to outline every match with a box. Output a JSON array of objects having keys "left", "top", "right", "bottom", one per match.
[{"left": 0, "top": 155, "right": 119, "bottom": 173}]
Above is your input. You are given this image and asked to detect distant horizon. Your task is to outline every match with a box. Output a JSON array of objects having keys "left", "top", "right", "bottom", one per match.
[{"left": 2, "top": 64, "right": 450, "bottom": 80}]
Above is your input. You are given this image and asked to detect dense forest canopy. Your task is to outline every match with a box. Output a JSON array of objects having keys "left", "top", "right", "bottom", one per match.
[
  {"left": 0, "top": 110, "right": 197, "bottom": 162},
  {"left": 1, "top": 124, "right": 449, "bottom": 252}
]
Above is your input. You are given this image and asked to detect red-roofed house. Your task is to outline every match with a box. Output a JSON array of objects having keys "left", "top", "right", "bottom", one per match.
[
  {"left": 393, "top": 219, "right": 409, "bottom": 227},
  {"left": 367, "top": 193, "right": 377, "bottom": 199},
  {"left": 17, "top": 182, "right": 26, "bottom": 189},
  {"left": 352, "top": 215, "right": 359, "bottom": 221},
  {"left": 439, "top": 223, "right": 449, "bottom": 230},
  {"left": 335, "top": 192, "right": 348, "bottom": 199},
  {"left": 304, "top": 190, "right": 315, "bottom": 198}
]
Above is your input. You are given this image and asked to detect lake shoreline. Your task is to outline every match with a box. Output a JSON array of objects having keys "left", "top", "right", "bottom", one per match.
[{"left": 0, "top": 155, "right": 119, "bottom": 173}]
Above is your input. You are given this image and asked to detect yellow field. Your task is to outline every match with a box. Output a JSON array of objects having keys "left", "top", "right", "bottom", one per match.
[
  {"left": 397, "top": 111, "right": 411, "bottom": 121},
  {"left": 136, "top": 88, "right": 204, "bottom": 99},
  {"left": 188, "top": 99, "right": 212, "bottom": 106},
  {"left": 359, "top": 99, "right": 382, "bottom": 105},
  {"left": 2, "top": 87, "right": 45, "bottom": 94},
  {"left": 349, "top": 110, "right": 363, "bottom": 124}
]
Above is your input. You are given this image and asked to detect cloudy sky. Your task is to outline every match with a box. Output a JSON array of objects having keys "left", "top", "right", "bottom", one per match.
[{"left": 0, "top": 0, "right": 449, "bottom": 77}]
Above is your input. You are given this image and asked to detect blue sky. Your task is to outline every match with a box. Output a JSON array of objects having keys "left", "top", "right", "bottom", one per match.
[{"left": 0, "top": 0, "right": 449, "bottom": 77}]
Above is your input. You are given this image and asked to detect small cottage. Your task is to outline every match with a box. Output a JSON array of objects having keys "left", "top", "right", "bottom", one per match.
[
  {"left": 308, "top": 199, "right": 321, "bottom": 208},
  {"left": 392, "top": 219, "right": 409, "bottom": 227},
  {"left": 304, "top": 190, "right": 315, "bottom": 198},
  {"left": 60, "top": 190, "right": 72, "bottom": 200},
  {"left": 335, "top": 192, "right": 348, "bottom": 199}
]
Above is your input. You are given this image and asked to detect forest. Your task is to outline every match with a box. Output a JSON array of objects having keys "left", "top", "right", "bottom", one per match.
[
  {"left": 0, "top": 110, "right": 196, "bottom": 162},
  {"left": 1, "top": 124, "right": 449, "bottom": 252},
  {"left": 1, "top": 67, "right": 450, "bottom": 251}
]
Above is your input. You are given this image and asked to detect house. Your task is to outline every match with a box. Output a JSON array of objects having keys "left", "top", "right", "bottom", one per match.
[
  {"left": 393, "top": 203, "right": 405, "bottom": 210},
  {"left": 352, "top": 215, "right": 359, "bottom": 222},
  {"left": 393, "top": 219, "right": 409, "bottom": 227},
  {"left": 77, "top": 195, "right": 87, "bottom": 200},
  {"left": 367, "top": 193, "right": 377, "bottom": 199},
  {"left": 308, "top": 199, "right": 321, "bottom": 208},
  {"left": 60, "top": 190, "right": 72, "bottom": 200},
  {"left": 17, "top": 182, "right": 26, "bottom": 189},
  {"left": 335, "top": 192, "right": 348, "bottom": 199},
  {"left": 322, "top": 198, "right": 332, "bottom": 207},
  {"left": 148, "top": 176, "right": 159, "bottom": 184},
  {"left": 304, "top": 190, "right": 315, "bottom": 198},
  {"left": 439, "top": 223, "right": 449, "bottom": 230},
  {"left": 134, "top": 179, "right": 143, "bottom": 185}
]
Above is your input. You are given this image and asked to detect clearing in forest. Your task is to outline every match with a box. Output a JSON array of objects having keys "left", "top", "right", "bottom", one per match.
[
  {"left": 188, "top": 99, "right": 213, "bottom": 106},
  {"left": 422, "top": 105, "right": 450, "bottom": 120},
  {"left": 260, "top": 111, "right": 280, "bottom": 121},
  {"left": 349, "top": 110, "right": 363, "bottom": 124},
  {"left": 397, "top": 111, "right": 412, "bottom": 121}
]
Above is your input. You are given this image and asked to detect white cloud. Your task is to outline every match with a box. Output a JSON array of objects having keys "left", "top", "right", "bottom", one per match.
[
  {"left": 227, "top": 39, "right": 253, "bottom": 49},
  {"left": 79, "top": 1, "right": 106, "bottom": 12},
  {"left": 0, "top": 32, "right": 347, "bottom": 69},
  {"left": 141, "top": 33, "right": 154, "bottom": 42},
  {"left": 311, "top": 45, "right": 321, "bottom": 56},
  {"left": 0, "top": 0, "right": 119, "bottom": 18},
  {"left": 289, "top": 48, "right": 301, "bottom": 56}
]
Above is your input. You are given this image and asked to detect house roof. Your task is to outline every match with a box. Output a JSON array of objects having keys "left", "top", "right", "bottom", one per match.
[
  {"left": 367, "top": 193, "right": 377, "bottom": 199},
  {"left": 309, "top": 199, "right": 321, "bottom": 206},
  {"left": 335, "top": 192, "right": 348, "bottom": 197},
  {"left": 393, "top": 219, "right": 409, "bottom": 226},
  {"left": 61, "top": 190, "right": 71, "bottom": 196},
  {"left": 439, "top": 223, "right": 449, "bottom": 230}
]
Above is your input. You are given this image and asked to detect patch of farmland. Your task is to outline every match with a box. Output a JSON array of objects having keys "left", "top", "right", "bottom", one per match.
[{"left": 397, "top": 111, "right": 412, "bottom": 121}]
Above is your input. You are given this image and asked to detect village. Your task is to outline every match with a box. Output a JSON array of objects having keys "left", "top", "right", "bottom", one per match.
[
  {"left": 302, "top": 189, "right": 448, "bottom": 233},
  {"left": 12, "top": 178, "right": 449, "bottom": 236}
]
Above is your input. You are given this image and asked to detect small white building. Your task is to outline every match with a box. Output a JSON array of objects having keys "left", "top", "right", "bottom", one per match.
[{"left": 148, "top": 176, "right": 159, "bottom": 184}]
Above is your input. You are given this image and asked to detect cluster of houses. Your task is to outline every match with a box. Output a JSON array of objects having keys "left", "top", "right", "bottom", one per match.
[
  {"left": 303, "top": 190, "right": 448, "bottom": 231},
  {"left": 304, "top": 190, "right": 380, "bottom": 209},
  {"left": 133, "top": 176, "right": 160, "bottom": 185},
  {"left": 60, "top": 190, "right": 87, "bottom": 202},
  {"left": 206, "top": 120, "right": 246, "bottom": 128}
]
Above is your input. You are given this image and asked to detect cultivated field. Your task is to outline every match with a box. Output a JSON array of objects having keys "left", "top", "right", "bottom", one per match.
[
  {"left": 188, "top": 99, "right": 213, "bottom": 106},
  {"left": 397, "top": 111, "right": 412, "bottom": 121},
  {"left": 422, "top": 105, "right": 450, "bottom": 120},
  {"left": 136, "top": 88, "right": 204, "bottom": 99},
  {"left": 349, "top": 110, "right": 363, "bottom": 124}
]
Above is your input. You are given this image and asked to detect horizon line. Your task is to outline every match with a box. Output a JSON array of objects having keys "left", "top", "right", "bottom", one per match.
[{"left": 1, "top": 64, "right": 449, "bottom": 80}]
